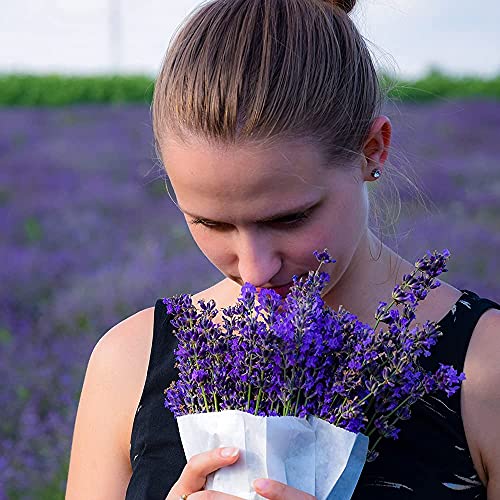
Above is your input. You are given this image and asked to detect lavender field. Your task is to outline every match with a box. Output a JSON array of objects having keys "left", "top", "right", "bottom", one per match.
[{"left": 1, "top": 99, "right": 499, "bottom": 498}]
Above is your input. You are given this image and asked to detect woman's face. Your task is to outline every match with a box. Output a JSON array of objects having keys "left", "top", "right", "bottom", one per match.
[{"left": 162, "top": 137, "right": 371, "bottom": 293}]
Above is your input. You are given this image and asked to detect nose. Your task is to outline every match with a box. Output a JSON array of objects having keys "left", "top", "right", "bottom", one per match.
[{"left": 236, "top": 230, "right": 282, "bottom": 287}]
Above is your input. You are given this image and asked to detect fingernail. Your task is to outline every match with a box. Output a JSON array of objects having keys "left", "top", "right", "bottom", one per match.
[
  {"left": 220, "top": 446, "right": 239, "bottom": 458},
  {"left": 253, "top": 478, "right": 270, "bottom": 491}
]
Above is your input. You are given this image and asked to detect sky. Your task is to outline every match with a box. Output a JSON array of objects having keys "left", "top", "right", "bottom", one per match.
[{"left": 1, "top": 0, "right": 499, "bottom": 80}]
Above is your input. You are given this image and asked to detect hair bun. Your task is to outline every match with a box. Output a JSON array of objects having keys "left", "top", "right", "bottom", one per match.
[{"left": 326, "top": 0, "right": 357, "bottom": 14}]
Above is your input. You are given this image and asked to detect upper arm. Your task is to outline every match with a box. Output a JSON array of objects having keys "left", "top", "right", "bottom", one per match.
[
  {"left": 461, "top": 308, "right": 500, "bottom": 496},
  {"left": 66, "top": 306, "right": 155, "bottom": 499}
]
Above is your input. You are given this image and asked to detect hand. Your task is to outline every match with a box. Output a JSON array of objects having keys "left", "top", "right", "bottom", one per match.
[
  {"left": 252, "top": 478, "right": 316, "bottom": 500},
  {"left": 166, "top": 446, "right": 243, "bottom": 499}
]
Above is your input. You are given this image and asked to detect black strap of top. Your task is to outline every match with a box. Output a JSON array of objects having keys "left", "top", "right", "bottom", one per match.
[
  {"left": 151, "top": 298, "right": 177, "bottom": 370},
  {"left": 429, "top": 289, "right": 500, "bottom": 374}
]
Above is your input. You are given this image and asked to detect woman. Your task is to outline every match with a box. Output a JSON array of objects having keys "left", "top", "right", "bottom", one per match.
[{"left": 65, "top": 0, "right": 500, "bottom": 498}]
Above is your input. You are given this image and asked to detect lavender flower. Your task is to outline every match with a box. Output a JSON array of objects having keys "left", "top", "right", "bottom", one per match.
[{"left": 163, "top": 248, "right": 465, "bottom": 461}]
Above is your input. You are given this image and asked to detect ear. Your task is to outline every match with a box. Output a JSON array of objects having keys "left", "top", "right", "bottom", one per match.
[{"left": 362, "top": 116, "right": 392, "bottom": 172}]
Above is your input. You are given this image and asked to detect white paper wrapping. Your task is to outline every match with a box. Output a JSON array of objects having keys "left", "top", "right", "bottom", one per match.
[{"left": 177, "top": 409, "right": 368, "bottom": 500}]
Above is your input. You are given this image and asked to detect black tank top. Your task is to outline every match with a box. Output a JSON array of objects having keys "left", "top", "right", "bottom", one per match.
[{"left": 125, "top": 289, "right": 499, "bottom": 499}]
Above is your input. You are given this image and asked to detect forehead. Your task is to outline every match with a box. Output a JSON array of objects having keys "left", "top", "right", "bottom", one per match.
[{"left": 163, "top": 138, "right": 332, "bottom": 212}]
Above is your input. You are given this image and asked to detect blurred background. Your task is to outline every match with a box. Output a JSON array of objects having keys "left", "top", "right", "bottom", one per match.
[{"left": 1, "top": 0, "right": 499, "bottom": 498}]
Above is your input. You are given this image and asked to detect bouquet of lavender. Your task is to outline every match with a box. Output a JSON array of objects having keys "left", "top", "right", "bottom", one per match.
[{"left": 163, "top": 248, "right": 465, "bottom": 499}]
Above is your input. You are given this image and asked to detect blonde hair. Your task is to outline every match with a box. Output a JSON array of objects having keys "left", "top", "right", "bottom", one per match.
[{"left": 151, "top": 0, "right": 430, "bottom": 256}]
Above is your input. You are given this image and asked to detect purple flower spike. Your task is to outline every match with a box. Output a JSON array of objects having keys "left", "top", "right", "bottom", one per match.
[
  {"left": 313, "top": 248, "right": 337, "bottom": 264},
  {"left": 391, "top": 285, "right": 415, "bottom": 304},
  {"left": 414, "top": 249, "right": 450, "bottom": 278}
]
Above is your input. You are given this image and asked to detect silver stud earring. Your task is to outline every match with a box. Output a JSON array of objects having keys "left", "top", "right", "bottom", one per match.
[{"left": 371, "top": 168, "right": 381, "bottom": 179}]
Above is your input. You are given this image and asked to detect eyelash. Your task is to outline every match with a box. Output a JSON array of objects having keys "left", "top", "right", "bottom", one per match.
[{"left": 189, "top": 210, "right": 312, "bottom": 230}]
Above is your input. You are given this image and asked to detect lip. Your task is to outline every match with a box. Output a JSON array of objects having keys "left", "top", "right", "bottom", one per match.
[
  {"left": 255, "top": 273, "right": 307, "bottom": 297},
  {"left": 255, "top": 281, "right": 294, "bottom": 297}
]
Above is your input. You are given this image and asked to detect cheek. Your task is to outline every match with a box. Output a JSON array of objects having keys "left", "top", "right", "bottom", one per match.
[
  {"left": 188, "top": 228, "right": 232, "bottom": 266},
  {"left": 189, "top": 227, "right": 216, "bottom": 251},
  {"left": 298, "top": 213, "right": 360, "bottom": 271},
  {"left": 306, "top": 225, "right": 340, "bottom": 262}
]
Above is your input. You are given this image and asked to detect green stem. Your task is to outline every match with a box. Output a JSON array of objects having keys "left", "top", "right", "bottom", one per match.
[
  {"left": 334, "top": 395, "right": 349, "bottom": 426},
  {"left": 283, "top": 399, "right": 291, "bottom": 416},
  {"left": 379, "top": 391, "right": 416, "bottom": 429},
  {"left": 368, "top": 435, "right": 383, "bottom": 457},
  {"left": 255, "top": 387, "right": 263, "bottom": 415},
  {"left": 365, "top": 409, "right": 378, "bottom": 435},
  {"left": 246, "top": 353, "right": 253, "bottom": 411},
  {"left": 292, "top": 372, "right": 307, "bottom": 416},
  {"left": 357, "top": 388, "right": 379, "bottom": 408},
  {"left": 284, "top": 365, "right": 297, "bottom": 416},
  {"left": 254, "top": 371, "right": 265, "bottom": 415},
  {"left": 293, "top": 389, "right": 301, "bottom": 417},
  {"left": 367, "top": 395, "right": 410, "bottom": 437}
]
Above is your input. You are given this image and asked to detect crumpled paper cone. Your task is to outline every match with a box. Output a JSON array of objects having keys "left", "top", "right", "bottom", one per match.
[{"left": 177, "top": 409, "right": 368, "bottom": 500}]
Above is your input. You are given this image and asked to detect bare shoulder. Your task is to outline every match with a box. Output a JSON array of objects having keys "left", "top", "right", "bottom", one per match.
[
  {"left": 66, "top": 306, "right": 155, "bottom": 498},
  {"left": 191, "top": 278, "right": 238, "bottom": 321},
  {"left": 98, "top": 306, "right": 157, "bottom": 454},
  {"left": 191, "top": 277, "right": 233, "bottom": 302},
  {"left": 461, "top": 306, "right": 500, "bottom": 492},
  {"left": 408, "top": 279, "right": 463, "bottom": 326}
]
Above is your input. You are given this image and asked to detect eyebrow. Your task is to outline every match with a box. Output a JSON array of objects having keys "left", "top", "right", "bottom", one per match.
[{"left": 178, "top": 199, "right": 323, "bottom": 224}]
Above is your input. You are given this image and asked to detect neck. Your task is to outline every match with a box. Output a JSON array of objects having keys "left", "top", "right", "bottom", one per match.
[{"left": 321, "top": 230, "right": 414, "bottom": 329}]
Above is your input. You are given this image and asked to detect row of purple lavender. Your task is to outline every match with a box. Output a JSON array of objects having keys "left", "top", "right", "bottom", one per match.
[{"left": 1, "top": 99, "right": 499, "bottom": 496}]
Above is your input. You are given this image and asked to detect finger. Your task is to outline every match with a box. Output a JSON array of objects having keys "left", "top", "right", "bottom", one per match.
[
  {"left": 252, "top": 478, "right": 316, "bottom": 500},
  {"left": 167, "top": 446, "right": 240, "bottom": 499}
]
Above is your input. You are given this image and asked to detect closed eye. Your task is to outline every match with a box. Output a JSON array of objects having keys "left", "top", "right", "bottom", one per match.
[{"left": 189, "top": 210, "right": 312, "bottom": 230}]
